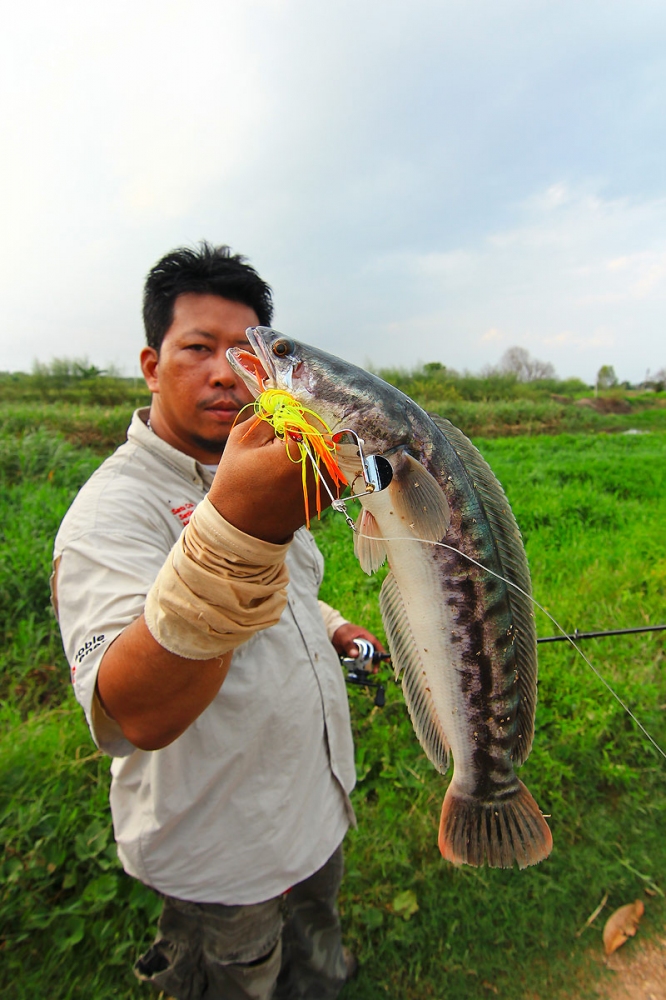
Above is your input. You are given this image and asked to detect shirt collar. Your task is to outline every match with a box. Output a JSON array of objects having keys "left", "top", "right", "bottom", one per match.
[{"left": 127, "top": 408, "right": 216, "bottom": 489}]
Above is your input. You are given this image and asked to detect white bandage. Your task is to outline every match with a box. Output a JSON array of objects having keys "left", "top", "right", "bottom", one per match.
[
  {"left": 144, "top": 497, "right": 291, "bottom": 659},
  {"left": 318, "top": 600, "right": 349, "bottom": 641}
]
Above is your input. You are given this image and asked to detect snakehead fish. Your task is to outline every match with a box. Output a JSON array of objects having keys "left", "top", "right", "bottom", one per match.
[{"left": 228, "top": 329, "right": 553, "bottom": 869}]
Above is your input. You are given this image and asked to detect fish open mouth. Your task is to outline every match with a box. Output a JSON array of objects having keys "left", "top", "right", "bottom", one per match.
[{"left": 227, "top": 328, "right": 276, "bottom": 398}]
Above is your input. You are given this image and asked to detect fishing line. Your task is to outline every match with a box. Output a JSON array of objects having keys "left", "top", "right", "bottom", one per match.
[
  {"left": 351, "top": 526, "right": 666, "bottom": 761},
  {"left": 255, "top": 388, "right": 664, "bottom": 758}
]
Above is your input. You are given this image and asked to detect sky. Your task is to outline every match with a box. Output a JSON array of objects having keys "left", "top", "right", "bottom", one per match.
[{"left": 1, "top": 0, "right": 665, "bottom": 384}]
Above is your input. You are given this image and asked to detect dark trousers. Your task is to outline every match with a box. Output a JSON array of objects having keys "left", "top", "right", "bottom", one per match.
[{"left": 134, "top": 845, "right": 347, "bottom": 1000}]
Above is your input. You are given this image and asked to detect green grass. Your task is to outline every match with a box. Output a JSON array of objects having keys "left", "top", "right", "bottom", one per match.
[
  {"left": 1, "top": 416, "right": 665, "bottom": 998},
  {"left": 0, "top": 369, "right": 150, "bottom": 408},
  {"left": 1, "top": 378, "right": 665, "bottom": 452},
  {"left": 0, "top": 704, "right": 162, "bottom": 996},
  {"left": 314, "top": 431, "right": 666, "bottom": 999},
  {"left": 424, "top": 396, "right": 666, "bottom": 437},
  {"left": 0, "top": 431, "right": 103, "bottom": 713},
  {"left": 0, "top": 403, "right": 146, "bottom": 453}
]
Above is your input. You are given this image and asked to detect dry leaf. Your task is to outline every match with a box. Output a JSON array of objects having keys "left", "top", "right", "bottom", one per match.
[{"left": 602, "top": 899, "right": 645, "bottom": 955}]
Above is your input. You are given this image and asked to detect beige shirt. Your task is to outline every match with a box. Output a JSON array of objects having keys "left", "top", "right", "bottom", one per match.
[{"left": 53, "top": 409, "right": 355, "bottom": 905}]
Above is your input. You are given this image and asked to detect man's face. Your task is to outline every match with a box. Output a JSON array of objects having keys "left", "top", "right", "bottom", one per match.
[{"left": 140, "top": 293, "right": 259, "bottom": 463}]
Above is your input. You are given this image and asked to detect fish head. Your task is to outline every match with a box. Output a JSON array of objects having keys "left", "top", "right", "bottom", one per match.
[
  {"left": 227, "top": 326, "right": 414, "bottom": 455},
  {"left": 230, "top": 327, "right": 453, "bottom": 565}
]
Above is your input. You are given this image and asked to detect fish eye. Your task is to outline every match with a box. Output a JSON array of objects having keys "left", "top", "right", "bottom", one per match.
[{"left": 272, "top": 338, "right": 295, "bottom": 358}]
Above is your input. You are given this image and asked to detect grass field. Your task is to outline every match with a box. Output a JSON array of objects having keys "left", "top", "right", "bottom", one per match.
[{"left": 1, "top": 408, "right": 664, "bottom": 999}]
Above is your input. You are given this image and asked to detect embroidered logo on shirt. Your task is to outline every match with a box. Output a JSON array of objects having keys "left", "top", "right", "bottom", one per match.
[
  {"left": 170, "top": 502, "right": 196, "bottom": 526},
  {"left": 74, "top": 634, "right": 107, "bottom": 665}
]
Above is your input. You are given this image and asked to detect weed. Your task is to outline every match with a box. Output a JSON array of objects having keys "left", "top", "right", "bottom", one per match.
[
  {"left": 1, "top": 412, "right": 665, "bottom": 998},
  {"left": 0, "top": 404, "right": 143, "bottom": 453},
  {"left": 0, "top": 430, "right": 102, "bottom": 711},
  {"left": 0, "top": 703, "right": 160, "bottom": 998}
]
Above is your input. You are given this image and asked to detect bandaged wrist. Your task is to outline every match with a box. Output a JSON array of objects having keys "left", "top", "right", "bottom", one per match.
[{"left": 144, "top": 497, "right": 291, "bottom": 659}]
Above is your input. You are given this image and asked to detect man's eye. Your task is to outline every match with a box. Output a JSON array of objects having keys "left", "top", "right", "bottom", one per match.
[{"left": 185, "top": 344, "right": 209, "bottom": 352}]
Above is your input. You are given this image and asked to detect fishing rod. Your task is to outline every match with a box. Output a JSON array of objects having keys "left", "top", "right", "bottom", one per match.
[
  {"left": 307, "top": 430, "right": 664, "bottom": 744},
  {"left": 537, "top": 624, "right": 666, "bottom": 644},
  {"left": 345, "top": 627, "right": 666, "bottom": 707}
]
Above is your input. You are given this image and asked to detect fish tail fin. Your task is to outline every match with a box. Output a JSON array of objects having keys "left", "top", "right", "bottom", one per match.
[{"left": 438, "top": 780, "right": 552, "bottom": 869}]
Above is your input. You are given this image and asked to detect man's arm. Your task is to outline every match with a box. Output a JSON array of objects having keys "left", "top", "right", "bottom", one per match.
[
  {"left": 318, "top": 599, "right": 385, "bottom": 661},
  {"left": 97, "top": 419, "right": 322, "bottom": 751},
  {"left": 96, "top": 617, "right": 232, "bottom": 751}
]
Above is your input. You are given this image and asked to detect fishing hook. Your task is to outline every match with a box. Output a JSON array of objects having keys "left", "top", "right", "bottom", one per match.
[{"left": 300, "top": 428, "right": 393, "bottom": 529}]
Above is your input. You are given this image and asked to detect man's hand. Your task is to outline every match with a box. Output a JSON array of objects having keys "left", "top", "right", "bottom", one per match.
[
  {"left": 208, "top": 417, "right": 332, "bottom": 544},
  {"left": 331, "top": 623, "right": 386, "bottom": 665}
]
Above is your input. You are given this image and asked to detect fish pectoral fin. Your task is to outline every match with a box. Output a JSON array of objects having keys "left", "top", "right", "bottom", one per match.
[
  {"left": 354, "top": 507, "right": 388, "bottom": 574},
  {"left": 380, "top": 572, "right": 450, "bottom": 775},
  {"left": 390, "top": 453, "right": 451, "bottom": 542}
]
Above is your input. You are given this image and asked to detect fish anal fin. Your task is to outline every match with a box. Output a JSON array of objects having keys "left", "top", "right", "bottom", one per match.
[
  {"left": 390, "top": 452, "right": 451, "bottom": 542},
  {"left": 354, "top": 507, "right": 387, "bottom": 574},
  {"left": 380, "top": 572, "right": 450, "bottom": 774},
  {"left": 438, "top": 779, "right": 552, "bottom": 869}
]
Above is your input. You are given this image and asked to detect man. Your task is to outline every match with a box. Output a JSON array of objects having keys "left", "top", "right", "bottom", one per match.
[{"left": 53, "top": 243, "right": 383, "bottom": 999}]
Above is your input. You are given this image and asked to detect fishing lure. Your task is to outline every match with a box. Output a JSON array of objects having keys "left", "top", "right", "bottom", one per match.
[{"left": 243, "top": 389, "right": 348, "bottom": 527}]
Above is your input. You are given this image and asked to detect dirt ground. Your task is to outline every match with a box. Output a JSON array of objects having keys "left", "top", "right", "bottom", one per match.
[{"left": 592, "top": 934, "right": 666, "bottom": 1000}]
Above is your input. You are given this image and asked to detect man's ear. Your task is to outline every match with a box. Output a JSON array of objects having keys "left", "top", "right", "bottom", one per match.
[{"left": 140, "top": 347, "right": 159, "bottom": 392}]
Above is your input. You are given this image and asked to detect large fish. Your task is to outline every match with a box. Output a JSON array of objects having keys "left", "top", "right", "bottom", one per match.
[{"left": 228, "top": 329, "right": 553, "bottom": 869}]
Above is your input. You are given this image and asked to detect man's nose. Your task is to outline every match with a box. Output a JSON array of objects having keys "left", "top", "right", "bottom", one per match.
[{"left": 210, "top": 354, "right": 238, "bottom": 387}]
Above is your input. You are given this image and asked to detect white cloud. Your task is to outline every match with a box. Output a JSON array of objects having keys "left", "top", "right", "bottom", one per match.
[
  {"left": 0, "top": 1, "right": 665, "bottom": 383},
  {"left": 481, "top": 327, "right": 504, "bottom": 343},
  {"left": 358, "top": 184, "right": 666, "bottom": 381},
  {"left": 541, "top": 328, "right": 616, "bottom": 351}
]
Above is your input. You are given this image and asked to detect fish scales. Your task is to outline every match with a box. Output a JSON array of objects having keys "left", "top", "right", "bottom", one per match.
[{"left": 228, "top": 329, "right": 553, "bottom": 869}]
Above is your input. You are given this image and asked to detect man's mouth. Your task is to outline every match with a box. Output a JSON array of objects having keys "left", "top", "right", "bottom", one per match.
[{"left": 201, "top": 397, "right": 245, "bottom": 418}]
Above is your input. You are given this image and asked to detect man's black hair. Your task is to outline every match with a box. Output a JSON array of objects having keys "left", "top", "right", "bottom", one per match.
[{"left": 143, "top": 242, "right": 274, "bottom": 350}]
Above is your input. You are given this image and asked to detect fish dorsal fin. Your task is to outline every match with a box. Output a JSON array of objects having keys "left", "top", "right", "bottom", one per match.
[
  {"left": 354, "top": 507, "right": 388, "bottom": 574},
  {"left": 380, "top": 571, "right": 450, "bottom": 775},
  {"left": 428, "top": 413, "right": 538, "bottom": 763},
  {"left": 389, "top": 451, "right": 451, "bottom": 542}
]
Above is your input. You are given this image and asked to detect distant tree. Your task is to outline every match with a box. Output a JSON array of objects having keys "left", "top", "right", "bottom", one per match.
[
  {"left": 596, "top": 364, "right": 618, "bottom": 390},
  {"left": 32, "top": 358, "right": 73, "bottom": 380},
  {"left": 31, "top": 357, "right": 108, "bottom": 383},
  {"left": 73, "top": 361, "right": 106, "bottom": 378},
  {"left": 646, "top": 367, "right": 666, "bottom": 392},
  {"left": 499, "top": 346, "right": 556, "bottom": 381}
]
